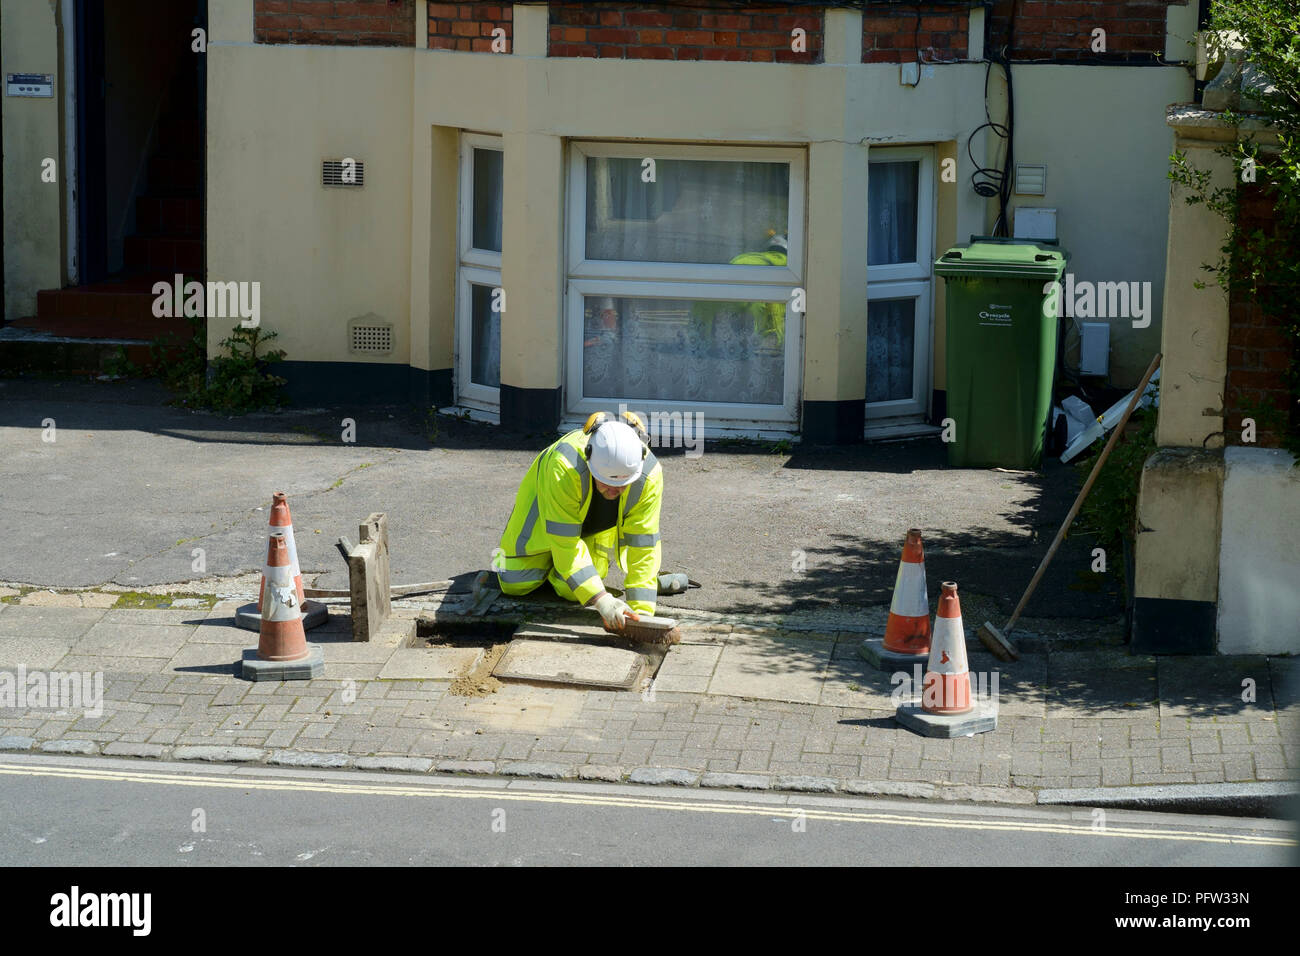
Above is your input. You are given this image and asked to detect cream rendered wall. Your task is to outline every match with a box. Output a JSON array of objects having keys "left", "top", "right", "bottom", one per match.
[
  {"left": 2, "top": 0, "right": 63, "bottom": 319},
  {"left": 1001, "top": 66, "right": 1193, "bottom": 388},
  {"left": 202, "top": 3, "right": 1191, "bottom": 414},
  {"left": 406, "top": 49, "right": 992, "bottom": 403},
  {"left": 204, "top": 43, "right": 414, "bottom": 364}
]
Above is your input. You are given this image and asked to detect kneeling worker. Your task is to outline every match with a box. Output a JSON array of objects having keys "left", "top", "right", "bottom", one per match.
[{"left": 494, "top": 411, "right": 661, "bottom": 632}]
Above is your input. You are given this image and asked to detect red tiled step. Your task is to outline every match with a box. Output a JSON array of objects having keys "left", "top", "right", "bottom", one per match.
[{"left": 31, "top": 279, "right": 192, "bottom": 341}]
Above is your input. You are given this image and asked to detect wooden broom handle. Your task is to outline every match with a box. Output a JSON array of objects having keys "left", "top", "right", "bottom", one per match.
[{"left": 1003, "top": 352, "right": 1163, "bottom": 633}]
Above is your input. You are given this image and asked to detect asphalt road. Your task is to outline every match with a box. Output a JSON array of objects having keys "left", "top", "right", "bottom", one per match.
[
  {"left": 0, "top": 755, "right": 1291, "bottom": 867},
  {"left": 0, "top": 377, "right": 1121, "bottom": 621}
]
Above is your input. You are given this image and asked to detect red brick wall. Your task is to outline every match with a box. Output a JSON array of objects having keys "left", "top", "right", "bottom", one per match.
[
  {"left": 254, "top": 0, "right": 417, "bottom": 46},
  {"left": 548, "top": 2, "right": 823, "bottom": 62},
  {"left": 987, "top": 0, "right": 1183, "bottom": 62},
  {"left": 1224, "top": 184, "right": 1297, "bottom": 449},
  {"left": 863, "top": 6, "right": 967, "bottom": 64},
  {"left": 428, "top": 3, "right": 513, "bottom": 52}
]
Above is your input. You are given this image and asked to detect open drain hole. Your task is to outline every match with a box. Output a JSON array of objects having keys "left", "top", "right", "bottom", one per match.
[{"left": 414, "top": 616, "right": 520, "bottom": 647}]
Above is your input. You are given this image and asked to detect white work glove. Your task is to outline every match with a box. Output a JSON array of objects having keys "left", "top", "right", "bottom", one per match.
[{"left": 593, "top": 593, "right": 639, "bottom": 631}]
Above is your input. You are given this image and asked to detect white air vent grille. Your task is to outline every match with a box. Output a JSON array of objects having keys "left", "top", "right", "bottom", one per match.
[
  {"left": 1015, "top": 164, "right": 1047, "bottom": 196},
  {"left": 322, "top": 159, "right": 365, "bottom": 188},
  {"left": 350, "top": 323, "right": 392, "bottom": 354}
]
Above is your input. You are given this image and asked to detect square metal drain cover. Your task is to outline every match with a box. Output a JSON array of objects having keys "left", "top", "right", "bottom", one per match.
[{"left": 493, "top": 639, "right": 645, "bottom": 690}]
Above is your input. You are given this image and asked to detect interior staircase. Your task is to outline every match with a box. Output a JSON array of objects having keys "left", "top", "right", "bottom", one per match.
[{"left": 1, "top": 66, "right": 202, "bottom": 374}]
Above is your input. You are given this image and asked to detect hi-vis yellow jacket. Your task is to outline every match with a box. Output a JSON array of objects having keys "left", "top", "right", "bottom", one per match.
[{"left": 499, "top": 428, "right": 663, "bottom": 615}]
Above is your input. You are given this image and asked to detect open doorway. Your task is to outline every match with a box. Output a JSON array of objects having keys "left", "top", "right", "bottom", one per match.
[{"left": 75, "top": 0, "right": 205, "bottom": 286}]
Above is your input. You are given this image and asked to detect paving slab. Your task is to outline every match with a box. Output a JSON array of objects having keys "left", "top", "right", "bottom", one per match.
[
  {"left": 655, "top": 644, "right": 721, "bottom": 679},
  {"left": 709, "top": 632, "right": 832, "bottom": 705},
  {"left": 100, "top": 608, "right": 210, "bottom": 627},
  {"left": 189, "top": 618, "right": 257, "bottom": 644},
  {"left": 1158, "top": 655, "right": 1275, "bottom": 720},
  {"left": 54, "top": 655, "right": 171, "bottom": 675},
  {"left": 0, "top": 605, "right": 107, "bottom": 638},
  {"left": 378, "top": 647, "right": 481, "bottom": 680},
  {"left": 0, "top": 636, "right": 80, "bottom": 669},
  {"left": 71, "top": 622, "right": 196, "bottom": 659},
  {"left": 166, "top": 643, "right": 242, "bottom": 673},
  {"left": 822, "top": 639, "right": 911, "bottom": 709},
  {"left": 967, "top": 651, "right": 1047, "bottom": 718},
  {"left": 494, "top": 639, "right": 645, "bottom": 690},
  {"left": 1045, "top": 650, "right": 1159, "bottom": 718},
  {"left": 313, "top": 635, "right": 402, "bottom": 664}
]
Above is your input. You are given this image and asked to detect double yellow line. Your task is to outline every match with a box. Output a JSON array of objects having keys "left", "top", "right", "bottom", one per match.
[{"left": 0, "top": 761, "right": 1292, "bottom": 848}]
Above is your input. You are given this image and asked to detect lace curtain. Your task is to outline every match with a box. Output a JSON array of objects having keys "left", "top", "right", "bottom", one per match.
[
  {"left": 866, "top": 161, "right": 920, "bottom": 405},
  {"left": 586, "top": 157, "right": 789, "bottom": 263},
  {"left": 582, "top": 295, "right": 784, "bottom": 406}
]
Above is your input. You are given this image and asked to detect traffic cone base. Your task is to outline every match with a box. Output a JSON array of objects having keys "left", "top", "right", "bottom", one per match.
[
  {"left": 242, "top": 534, "right": 323, "bottom": 682},
  {"left": 895, "top": 581, "right": 998, "bottom": 737}
]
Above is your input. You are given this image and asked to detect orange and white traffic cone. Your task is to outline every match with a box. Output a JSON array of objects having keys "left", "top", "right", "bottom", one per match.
[
  {"left": 258, "top": 492, "right": 304, "bottom": 612},
  {"left": 859, "top": 529, "right": 931, "bottom": 670},
  {"left": 922, "top": 582, "right": 972, "bottom": 714},
  {"left": 242, "top": 534, "right": 323, "bottom": 681},
  {"left": 236, "top": 491, "right": 328, "bottom": 632},
  {"left": 896, "top": 581, "right": 997, "bottom": 737}
]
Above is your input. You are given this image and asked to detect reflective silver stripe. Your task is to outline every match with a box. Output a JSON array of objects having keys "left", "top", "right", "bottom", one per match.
[
  {"left": 497, "top": 567, "right": 548, "bottom": 583},
  {"left": 625, "top": 587, "right": 657, "bottom": 602},
  {"left": 515, "top": 497, "right": 539, "bottom": 556},
  {"left": 565, "top": 565, "right": 599, "bottom": 590},
  {"left": 623, "top": 452, "right": 657, "bottom": 514},
  {"left": 553, "top": 442, "right": 590, "bottom": 503},
  {"left": 546, "top": 520, "right": 582, "bottom": 537},
  {"left": 623, "top": 532, "right": 660, "bottom": 547}
]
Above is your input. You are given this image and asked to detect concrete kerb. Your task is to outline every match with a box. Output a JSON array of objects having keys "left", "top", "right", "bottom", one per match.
[
  {"left": 18, "top": 745, "right": 1291, "bottom": 817},
  {"left": 1037, "top": 782, "right": 1300, "bottom": 819},
  {"left": 5, "top": 743, "right": 1053, "bottom": 806}
]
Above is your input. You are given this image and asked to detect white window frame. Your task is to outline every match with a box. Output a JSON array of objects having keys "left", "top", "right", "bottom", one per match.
[
  {"left": 459, "top": 132, "right": 504, "bottom": 269},
  {"left": 564, "top": 142, "right": 806, "bottom": 430},
  {"left": 865, "top": 146, "right": 936, "bottom": 427},
  {"left": 456, "top": 133, "right": 503, "bottom": 413},
  {"left": 564, "top": 278, "right": 803, "bottom": 425},
  {"left": 456, "top": 267, "right": 505, "bottom": 409},
  {"left": 866, "top": 147, "right": 935, "bottom": 284},
  {"left": 863, "top": 280, "right": 933, "bottom": 422},
  {"left": 566, "top": 142, "right": 805, "bottom": 286}
]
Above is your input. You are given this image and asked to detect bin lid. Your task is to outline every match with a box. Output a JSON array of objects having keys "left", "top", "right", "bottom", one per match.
[{"left": 934, "top": 236, "right": 1069, "bottom": 279}]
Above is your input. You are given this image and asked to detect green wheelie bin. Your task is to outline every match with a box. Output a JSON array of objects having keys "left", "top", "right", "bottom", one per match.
[{"left": 934, "top": 237, "right": 1069, "bottom": 469}]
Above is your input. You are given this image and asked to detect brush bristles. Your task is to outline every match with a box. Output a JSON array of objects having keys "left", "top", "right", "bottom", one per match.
[{"left": 977, "top": 622, "right": 1019, "bottom": 662}]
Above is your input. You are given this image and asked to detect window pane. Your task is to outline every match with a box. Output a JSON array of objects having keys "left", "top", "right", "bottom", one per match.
[
  {"left": 865, "top": 297, "right": 915, "bottom": 403},
  {"left": 470, "top": 283, "right": 500, "bottom": 388},
  {"left": 582, "top": 294, "right": 785, "bottom": 405},
  {"left": 472, "top": 148, "right": 503, "bottom": 253},
  {"left": 868, "top": 161, "right": 919, "bottom": 266},
  {"left": 585, "top": 157, "right": 790, "bottom": 265}
]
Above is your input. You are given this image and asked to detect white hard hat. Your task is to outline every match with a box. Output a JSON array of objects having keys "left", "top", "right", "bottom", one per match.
[{"left": 586, "top": 421, "right": 644, "bottom": 488}]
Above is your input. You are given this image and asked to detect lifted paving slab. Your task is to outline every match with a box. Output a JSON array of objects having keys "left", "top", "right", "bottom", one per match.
[{"left": 494, "top": 639, "right": 645, "bottom": 690}]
